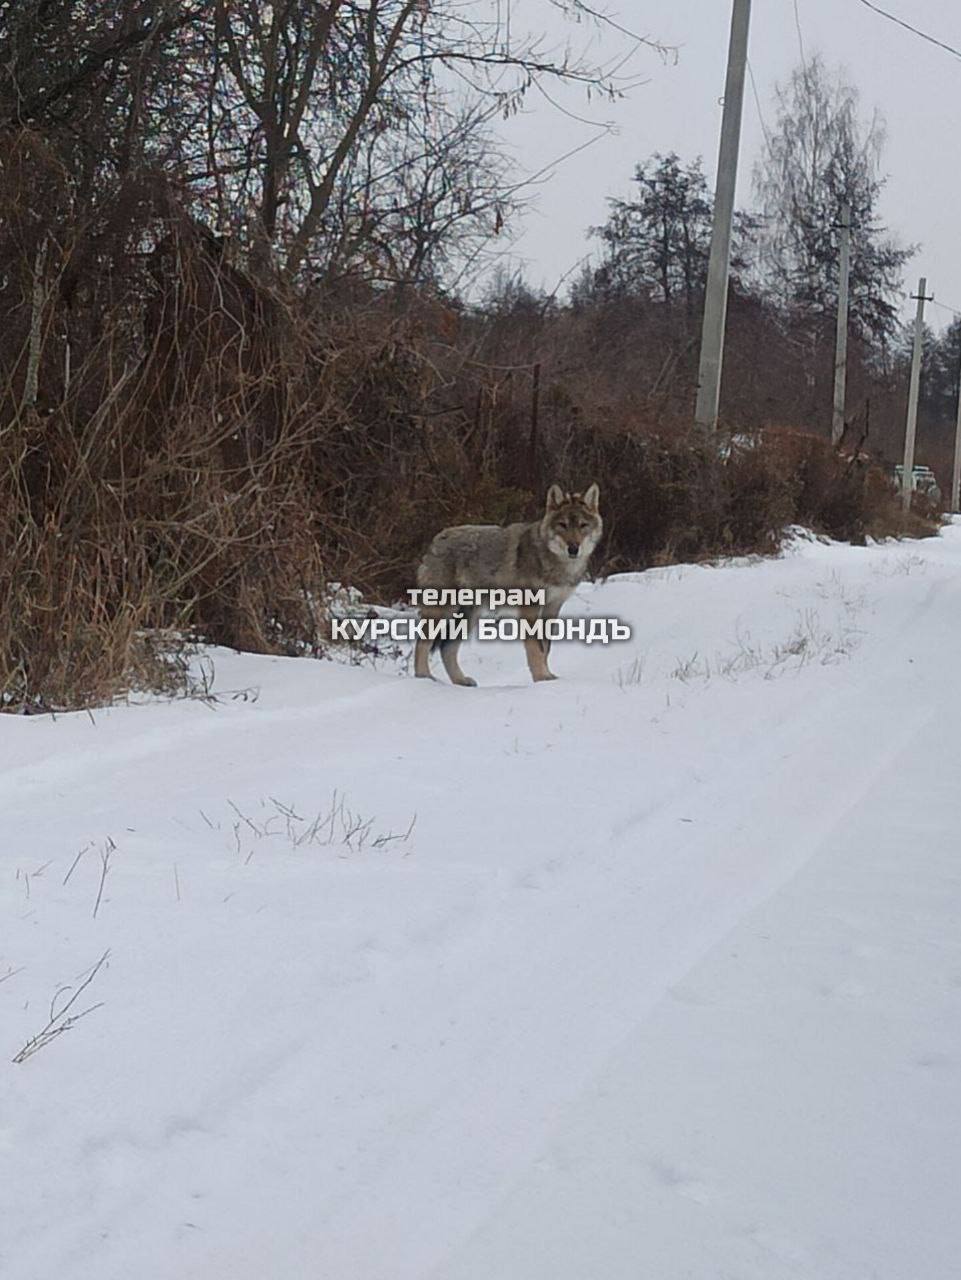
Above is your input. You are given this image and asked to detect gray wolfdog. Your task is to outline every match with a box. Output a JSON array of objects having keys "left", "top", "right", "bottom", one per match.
[{"left": 414, "top": 483, "right": 602, "bottom": 685}]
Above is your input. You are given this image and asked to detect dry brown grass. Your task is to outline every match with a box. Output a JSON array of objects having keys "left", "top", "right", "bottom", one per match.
[{"left": 0, "top": 137, "right": 940, "bottom": 712}]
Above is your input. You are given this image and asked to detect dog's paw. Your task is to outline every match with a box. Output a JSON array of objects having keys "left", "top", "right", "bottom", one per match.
[{"left": 453, "top": 675, "right": 478, "bottom": 687}]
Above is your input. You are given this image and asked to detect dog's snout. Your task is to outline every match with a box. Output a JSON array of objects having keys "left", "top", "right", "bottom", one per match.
[{"left": 567, "top": 542, "right": 579, "bottom": 558}]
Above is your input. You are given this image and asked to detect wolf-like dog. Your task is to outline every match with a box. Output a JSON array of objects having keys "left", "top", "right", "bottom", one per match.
[{"left": 414, "top": 483, "right": 602, "bottom": 685}]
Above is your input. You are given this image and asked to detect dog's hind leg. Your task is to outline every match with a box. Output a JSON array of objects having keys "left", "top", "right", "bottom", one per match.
[
  {"left": 414, "top": 605, "right": 445, "bottom": 679},
  {"left": 415, "top": 606, "right": 476, "bottom": 685}
]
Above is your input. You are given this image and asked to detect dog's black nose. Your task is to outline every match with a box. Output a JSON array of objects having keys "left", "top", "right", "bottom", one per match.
[{"left": 567, "top": 543, "right": 579, "bottom": 558}]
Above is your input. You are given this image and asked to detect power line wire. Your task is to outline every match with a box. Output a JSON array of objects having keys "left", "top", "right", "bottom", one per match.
[
  {"left": 929, "top": 298, "right": 961, "bottom": 320},
  {"left": 847, "top": 4, "right": 961, "bottom": 336},
  {"left": 855, "top": 0, "right": 961, "bottom": 61},
  {"left": 746, "top": 58, "right": 771, "bottom": 147}
]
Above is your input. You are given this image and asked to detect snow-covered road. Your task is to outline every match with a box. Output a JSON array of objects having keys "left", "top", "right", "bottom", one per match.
[{"left": 3, "top": 528, "right": 960, "bottom": 1279}]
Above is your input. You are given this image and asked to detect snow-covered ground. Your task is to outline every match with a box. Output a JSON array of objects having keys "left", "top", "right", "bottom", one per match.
[{"left": 3, "top": 527, "right": 961, "bottom": 1280}]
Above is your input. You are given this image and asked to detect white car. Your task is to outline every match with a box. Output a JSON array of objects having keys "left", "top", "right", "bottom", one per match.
[{"left": 894, "top": 465, "right": 942, "bottom": 504}]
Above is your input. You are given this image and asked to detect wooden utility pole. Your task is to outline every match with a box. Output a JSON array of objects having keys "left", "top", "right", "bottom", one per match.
[
  {"left": 694, "top": 0, "right": 752, "bottom": 431},
  {"left": 831, "top": 204, "right": 852, "bottom": 446},
  {"left": 952, "top": 354, "right": 961, "bottom": 513},
  {"left": 901, "top": 277, "right": 931, "bottom": 511}
]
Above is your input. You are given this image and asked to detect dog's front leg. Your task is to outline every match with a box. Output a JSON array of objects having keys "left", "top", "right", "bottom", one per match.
[
  {"left": 414, "top": 606, "right": 442, "bottom": 679},
  {"left": 540, "top": 601, "right": 562, "bottom": 660},
  {"left": 519, "top": 606, "right": 556, "bottom": 682},
  {"left": 413, "top": 633, "right": 434, "bottom": 678}
]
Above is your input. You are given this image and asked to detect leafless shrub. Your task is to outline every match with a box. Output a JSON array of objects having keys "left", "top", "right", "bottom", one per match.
[
  {"left": 12, "top": 950, "right": 110, "bottom": 1064},
  {"left": 872, "top": 552, "right": 926, "bottom": 577},
  {"left": 666, "top": 608, "right": 861, "bottom": 691},
  {"left": 91, "top": 837, "right": 116, "bottom": 919},
  {"left": 671, "top": 652, "right": 710, "bottom": 684},
  {"left": 614, "top": 655, "right": 646, "bottom": 688},
  {"left": 63, "top": 843, "right": 91, "bottom": 885},
  {"left": 227, "top": 794, "right": 416, "bottom": 858}
]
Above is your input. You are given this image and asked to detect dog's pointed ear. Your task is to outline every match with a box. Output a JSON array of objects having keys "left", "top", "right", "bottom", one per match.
[
  {"left": 583, "top": 482, "right": 600, "bottom": 512},
  {"left": 546, "top": 483, "right": 565, "bottom": 511}
]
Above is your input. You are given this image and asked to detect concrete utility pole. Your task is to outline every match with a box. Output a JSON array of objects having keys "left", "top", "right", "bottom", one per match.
[
  {"left": 831, "top": 204, "right": 852, "bottom": 447},
  {"left": 901, "top": 277, "right": 931, "bottom": 512},
  {"left": 952, "top": 353, "right": 961, "bottom": 513},
  {"left": 694, "top": 0, "right": 752, "bottom": 431}
]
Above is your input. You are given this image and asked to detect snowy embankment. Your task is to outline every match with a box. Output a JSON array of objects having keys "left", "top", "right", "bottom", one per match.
[{"left": 2, "top": 528, "right": 961, "bottom": 1280}]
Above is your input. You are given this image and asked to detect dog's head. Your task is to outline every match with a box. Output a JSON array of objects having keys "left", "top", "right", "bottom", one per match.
[{"left": 541, "top": 483, "right": 602, "bottom": 564}]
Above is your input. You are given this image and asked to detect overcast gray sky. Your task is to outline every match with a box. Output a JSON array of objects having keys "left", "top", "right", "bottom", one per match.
[{"left": 489, "top": 0, "right": 960, "bottom": 328}]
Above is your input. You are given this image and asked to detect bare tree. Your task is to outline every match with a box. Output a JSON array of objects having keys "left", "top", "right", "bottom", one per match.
[
  {"left": 323, "top": 100, "right": 516, "bottom": 290},
  {"left": 1, "top": 2, "right": 668, "bottom": 290},
  {"left": 193, "top": 1, "right": 669, "bottom": 279},
  {"left": 754, "top": 54, "right": 913, "bottom": 348}
]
